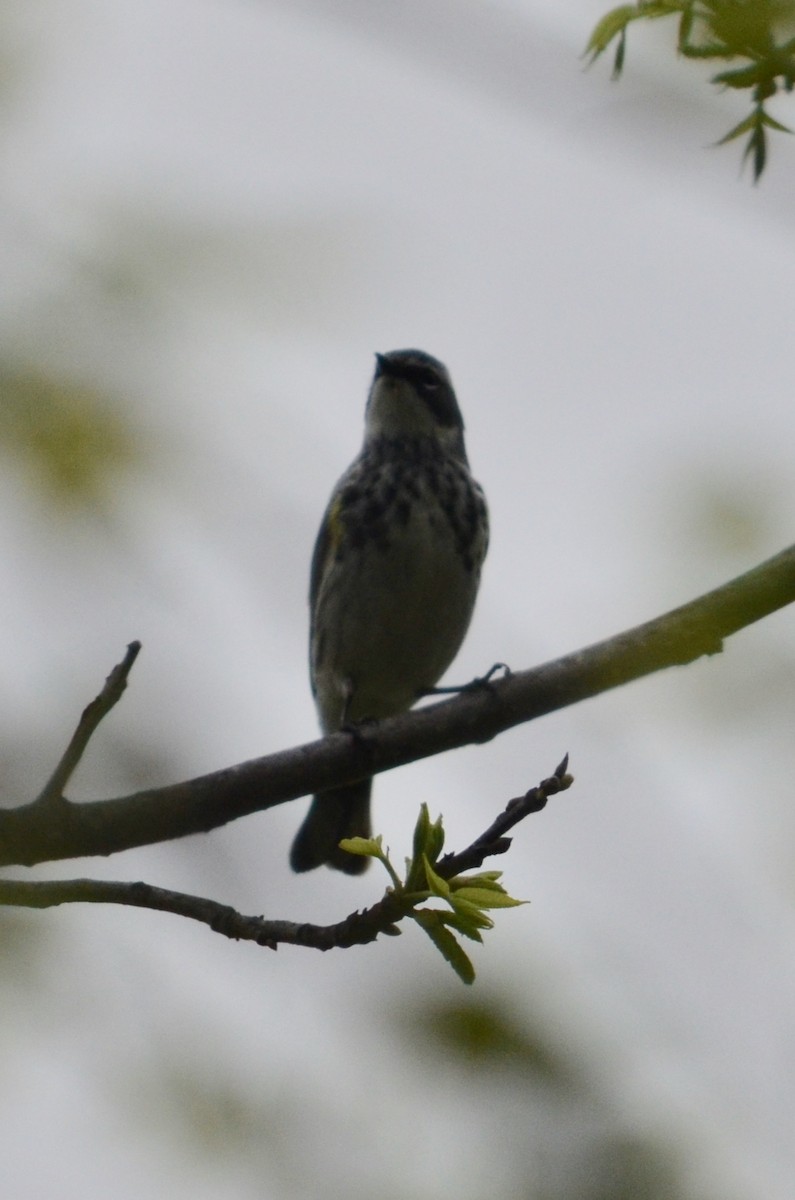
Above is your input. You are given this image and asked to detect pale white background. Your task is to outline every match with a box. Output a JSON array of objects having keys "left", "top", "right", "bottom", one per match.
[{"left": 1, "top": 2, "right": 794, "bottom": 1198}]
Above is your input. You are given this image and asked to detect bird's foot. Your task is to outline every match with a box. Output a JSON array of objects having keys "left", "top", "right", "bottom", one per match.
[{"left": 418, "top": 661, "right": 511, "bottom": 698}]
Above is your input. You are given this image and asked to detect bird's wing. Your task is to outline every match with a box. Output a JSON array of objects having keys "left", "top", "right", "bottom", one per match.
[{"left": 308, "top": 486, "right": 347, "bottom": 695}]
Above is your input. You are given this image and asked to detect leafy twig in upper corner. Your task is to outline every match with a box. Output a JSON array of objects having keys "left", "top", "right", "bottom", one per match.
[{"left": 585, "top": 0, "right": 795, "bottom": 180}]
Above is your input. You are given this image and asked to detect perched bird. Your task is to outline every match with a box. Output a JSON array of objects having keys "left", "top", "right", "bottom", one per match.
[{"left": 290, "top": 349, "right": 489, "bottom": 873}]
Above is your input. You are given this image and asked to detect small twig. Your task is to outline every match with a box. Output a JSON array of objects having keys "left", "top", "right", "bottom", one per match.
[
  {"left": 35, "top": 641, "right": 141, "bottom": 805},
  {"left": 0, "top": 873, "right": 411, "bottom": 951},
  {"left": 0, "top": 760, "right": 568, "bottom": 952},
  {"left": 437, "top": 753, "right": 573, "bottom": 876}
]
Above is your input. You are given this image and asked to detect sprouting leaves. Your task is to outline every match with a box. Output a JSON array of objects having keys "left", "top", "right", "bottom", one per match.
[
  {"left": 585, "top": 1, "right": 684, "bottom": 77},
  {"left": 717, "top": 103, "right": 793, "bottom": 177},
  {"left": 340, "top": 804, "right": 525, "bottom": 985},
  {"left": 585, "top": 0, "right": 795, "bottom": 179}
]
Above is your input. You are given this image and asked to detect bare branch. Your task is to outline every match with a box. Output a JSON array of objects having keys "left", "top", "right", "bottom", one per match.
[
  {"left": 36, "top": 641, "right": 141, "bottom": 805},
  {"left": 0, "top": 761, "right": 570, "bottom": 950},
  {"left": 437, "top": 754, "right": 573, "bottom": 875},
  {"left": 0, "top": 545, "right": 792, "bottom": 869}
]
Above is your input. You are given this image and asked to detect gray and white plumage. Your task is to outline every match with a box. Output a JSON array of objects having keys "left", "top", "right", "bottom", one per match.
[{"left": 290, "top": 349, "right": 488, "bottom": 873}]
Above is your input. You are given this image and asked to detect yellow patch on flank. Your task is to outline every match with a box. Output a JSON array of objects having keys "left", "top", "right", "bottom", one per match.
[{"left": 326, "top": 493, "right": 346, "bottom": 553}]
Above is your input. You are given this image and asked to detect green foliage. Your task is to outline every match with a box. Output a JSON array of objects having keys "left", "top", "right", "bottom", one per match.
[
  {"left": 0, "top": 368, "right": 141, "bottom": 508},
  {"left": 340, "top": 804, "right": 525, "bottom": 984},
  {"left": 586, "top": 0, "right": 795, "bottom": 179},
  {"left": 406, "top": 994, "right": 576, "bottom": 1083}
]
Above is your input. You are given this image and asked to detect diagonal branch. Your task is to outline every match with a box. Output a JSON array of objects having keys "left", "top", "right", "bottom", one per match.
[
  {"left": 0, "top": 544, "right": 793, "bottom": 869},
  {"left": 0, "top": 761, "right": 571, "bottom": 950}
]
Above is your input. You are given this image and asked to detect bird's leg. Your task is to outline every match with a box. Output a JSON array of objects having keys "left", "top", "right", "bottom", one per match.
[{"left": 417, "top": 661, "right": 511, "bottom": 698}]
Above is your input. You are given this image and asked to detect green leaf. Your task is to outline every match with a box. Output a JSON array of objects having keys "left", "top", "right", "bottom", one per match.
[
  {"left": 584, "top": 5, "right": 639, "bottom": 61},
  {"left": 761, "top": 111, "right": 793, "bottom": 134},
  {"left": 677, "top": 4, "right": 694, "bottom": 51},
  {"left": 712, "top": 64, "right": 764, "bottom": 89},
  {"left": 435, "top": 911, "right": 485, "bottom": 944},
  {"left": 613, "top": 28, "right": 627, "bottom": 78},
  {"left": 716, "top": 110, "right": 761, "bottom": 145},
  {"left": 585, "top": 1, "right": 685, "bottom": 67},
  {"left": 715, "top": 106, "right": 792, "bottom": 181},
  {"left": 411, "top": 803, "right": 431, "bottom": 865},
  {"left": 405, "top": 806, "right": 446, "bottom": 891},
  {"left": 447, "top": 898, "right": 495, "bottom": 930},
  {"left": 338, "top": 835, "right": 383, "bottom": 858},
  {"left": 448, "top": 870, "right": 506, "bottom": 893},
  {"left": 413, "top": 911, "right": 475, "bottom": 985},
  {"left": 452, "top": 887, "right": 526, "bottom": 910},
  {"left": 423, "top": 856, "right": 451, "bottom": 900},
  {"left": 744, "top": 122, "right": 767, "bottom": 180},
  {"left": 425, "top": 812, "right": 445, "bottom": 864}
]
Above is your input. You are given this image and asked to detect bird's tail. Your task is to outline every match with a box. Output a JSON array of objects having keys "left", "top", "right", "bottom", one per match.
[{"left": 290, "top": 779, "right": 372, "bottom": 874}]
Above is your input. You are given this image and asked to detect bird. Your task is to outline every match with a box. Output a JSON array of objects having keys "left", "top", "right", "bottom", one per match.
[{"left": 290, "top": 349, "right": 489, "bottom": 873}]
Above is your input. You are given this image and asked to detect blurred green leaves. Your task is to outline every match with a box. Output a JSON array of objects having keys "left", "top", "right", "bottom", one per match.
[
  {"left": 393, "top": 989, "right": 691, "bottom": 1200},
  {"left": 0, "top": 368, "right": 142, "bottom": 509},
  {"left": 586, "top": 0, "right": 795, "bottom": 179},
  {"left": 408, "top": 994, "right": 573, "bottom": 1083}
]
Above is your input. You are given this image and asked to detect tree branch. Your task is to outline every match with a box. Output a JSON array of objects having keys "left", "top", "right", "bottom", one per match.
[
  {"left": 0, "top": 544, "right": 792, "bottom": 869},
  {"left": 36, "top": 641, "right": 141, "bottom": 804},
  {"left": 437, "top": 753, "right": 571, "bottom": 876},
  {"left": 0, "top": 761, "right": 572, "bottom": 950}
]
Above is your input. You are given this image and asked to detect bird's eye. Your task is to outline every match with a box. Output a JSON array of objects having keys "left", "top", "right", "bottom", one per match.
[{"left": 417, "top": 373, "right": 440, "bottom": 393}]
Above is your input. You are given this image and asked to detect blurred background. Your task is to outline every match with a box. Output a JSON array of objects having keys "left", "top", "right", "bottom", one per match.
[{"left": 1, "top": 1, "right": 794, "bottom": 1197}]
